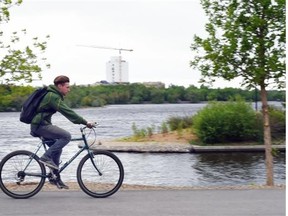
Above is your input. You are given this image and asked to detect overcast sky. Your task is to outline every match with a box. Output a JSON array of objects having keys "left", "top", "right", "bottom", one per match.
[{"left": 4, "top": 0, "right": 243, "bottom": 88}]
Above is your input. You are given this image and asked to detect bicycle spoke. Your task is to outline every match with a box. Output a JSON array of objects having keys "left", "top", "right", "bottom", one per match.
[
  {"left": 77, "top": 150, "right": 124, "bottom": 198},
  {"left": 0, "top": 151, "right": 46, "bottom": 198}
]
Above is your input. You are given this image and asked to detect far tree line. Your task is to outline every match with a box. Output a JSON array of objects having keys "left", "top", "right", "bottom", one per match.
[{"left": 0, "top": 83, "right": 285, "bottom": 112}]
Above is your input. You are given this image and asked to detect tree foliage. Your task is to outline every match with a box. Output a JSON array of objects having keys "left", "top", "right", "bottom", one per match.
[
  {"left": 0, "top": 83, "right": 284, "bottom": 111},
  {"left": 190, "top": 0, "right": 286, "bottom": 186},
  {"left": 191, "top": 0, "right": 285, "bottom": 89},
  {"left": 0, "top": 0, "right": 50, "bottom": 84}
]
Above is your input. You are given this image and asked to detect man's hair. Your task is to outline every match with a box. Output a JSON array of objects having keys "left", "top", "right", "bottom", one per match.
[{"left": 54, "top": 75, "right": 70, "bottom": 86}]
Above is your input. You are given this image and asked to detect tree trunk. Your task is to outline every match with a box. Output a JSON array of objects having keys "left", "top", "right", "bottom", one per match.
[{"left": 260, "top": 85, "right": 274, "bottom": 186}]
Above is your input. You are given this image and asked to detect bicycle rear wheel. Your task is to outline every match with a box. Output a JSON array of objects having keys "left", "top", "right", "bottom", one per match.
[
  {"left": 77, "top": 150, "right": 124, "bottom": 198},
  {"left": 0, "top": 150, "right": 46, "bottom": 199}
]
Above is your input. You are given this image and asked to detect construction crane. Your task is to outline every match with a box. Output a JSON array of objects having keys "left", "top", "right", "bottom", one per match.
[
  {"left": 77, "top": 45, "right": 133, "bottom": 55},
  {"left": 77, "top": 45, "right": 133, "bottom": 83}
]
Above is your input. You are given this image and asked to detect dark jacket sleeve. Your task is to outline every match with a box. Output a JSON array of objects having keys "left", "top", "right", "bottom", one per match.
[
  {"left": 46, "top": 92, "right": 87, "bottom": 125},
  {"left": 56, "top": 99, "right": 88, "bottom": 125}
]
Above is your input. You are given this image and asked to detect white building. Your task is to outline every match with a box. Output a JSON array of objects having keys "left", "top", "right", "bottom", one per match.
[{"left": 106, "top": 56, "right": 129, "bottom": 83}]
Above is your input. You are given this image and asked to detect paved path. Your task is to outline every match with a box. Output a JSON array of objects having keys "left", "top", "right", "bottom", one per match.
[{"left": 0, "top": 189, "right": 285, "bottom": 216}]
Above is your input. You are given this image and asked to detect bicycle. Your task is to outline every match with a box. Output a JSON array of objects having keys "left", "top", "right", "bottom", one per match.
[{"left": 0, "top": 124, "right": 124, "bottom": 199}]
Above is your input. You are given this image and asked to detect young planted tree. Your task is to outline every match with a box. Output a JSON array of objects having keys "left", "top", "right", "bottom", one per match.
[
  {"left": 0, "top": 0, "right": 49, "bottom": 84},
  {"left": 190, "top": 0, "right": 285, "bottom": 186}
]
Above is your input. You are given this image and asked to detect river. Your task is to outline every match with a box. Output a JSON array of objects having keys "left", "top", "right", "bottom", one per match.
[{"left": 0, "top": 103, "right": 285, "bottom": 187}]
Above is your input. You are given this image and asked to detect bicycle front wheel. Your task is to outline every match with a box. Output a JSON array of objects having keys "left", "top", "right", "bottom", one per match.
[
  {"left": 0, "top": 150, "right": 46, "bottom": 199},
  {"left": 77, "top": 150, "right": 124, "bottom": 198}
]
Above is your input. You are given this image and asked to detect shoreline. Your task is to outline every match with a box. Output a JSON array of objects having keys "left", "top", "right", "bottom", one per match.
[
  {"left": 84, "top": 140, "right": 286, "bottom": 154},
  {"left": 67, "top": 141, "right": 286, "bottom": 192}
]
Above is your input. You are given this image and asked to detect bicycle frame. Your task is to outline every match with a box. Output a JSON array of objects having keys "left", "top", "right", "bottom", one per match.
[
  {"left": 57, "top": 128, "right": 88, "bottom": 173},
  {"left": 27, "top": 127, "right": 101, "bottom": 179}
]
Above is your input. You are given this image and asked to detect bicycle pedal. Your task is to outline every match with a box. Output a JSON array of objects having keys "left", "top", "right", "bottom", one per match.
[
  {"left": 56, "top": 184, "right": 63, "bottom": 189},
  {"left": 55, "top": 182, "right": 69, "bottom": 190}
]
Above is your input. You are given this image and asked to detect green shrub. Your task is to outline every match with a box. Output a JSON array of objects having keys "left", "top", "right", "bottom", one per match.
[
  {"left": 147, "top": 125, "right": 156, "bottom": 137},
  {"left": 192, "top": 100, "right": 259, "bottom": 144},
  {"left": 131, "top": 123, "right": 157, "bottom": 140},
  {"left": 256, "top": 106, "right": 286, "bottom": 142},
  {"left": 269, "top": 106, "right": 286, "bottom": 139},
  {"left": 160, "top": 122, "right": 169, "bottom": 134},
  {"left": 166, "top": 116, "right": 193, "bottom": 131},
  {"left": 131, "top": 123, "right": 147, "bottom": 139}
]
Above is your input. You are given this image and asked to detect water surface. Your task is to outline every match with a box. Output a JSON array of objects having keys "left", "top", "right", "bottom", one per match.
[{"left": 0, "top": 103, "right": 285, "bottom": 187}]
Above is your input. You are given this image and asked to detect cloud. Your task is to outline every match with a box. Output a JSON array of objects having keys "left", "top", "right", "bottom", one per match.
[{"left": 5, "top": 0, "right": 242, "bottom": 88}]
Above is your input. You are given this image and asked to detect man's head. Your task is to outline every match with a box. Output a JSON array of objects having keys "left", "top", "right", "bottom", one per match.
[{"left": 54, "top": 75, "right": 70, "bottom": 96}]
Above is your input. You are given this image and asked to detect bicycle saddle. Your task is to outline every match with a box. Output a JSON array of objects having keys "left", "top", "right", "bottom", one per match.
[
  {"left": 30, "top": 132, "right": 56, "bottom": 146},
  {"left": 41, "top": 138, "right": 57, "bottom": 147}
]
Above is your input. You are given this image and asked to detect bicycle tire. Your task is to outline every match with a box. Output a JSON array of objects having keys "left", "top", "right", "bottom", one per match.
[
  {"left": 77, "top": 150, "right": 124, "bottom": 198},
  {"left": 0, "top": 150, "right": 46, "bottom": 199}
]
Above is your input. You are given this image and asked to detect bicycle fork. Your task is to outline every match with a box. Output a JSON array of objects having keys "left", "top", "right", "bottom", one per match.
[{"left": 88, "top": 151, "right": 103, "bottom": 176}]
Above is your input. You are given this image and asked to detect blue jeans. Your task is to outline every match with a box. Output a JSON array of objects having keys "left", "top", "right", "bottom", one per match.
[{"left": 31, "top": 124, "right": 71, "bottom": 166}]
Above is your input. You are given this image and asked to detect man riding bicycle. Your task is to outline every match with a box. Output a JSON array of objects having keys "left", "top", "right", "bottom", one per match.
[{"left": 30, "top": 75, "right": 94, "bottom": 189}]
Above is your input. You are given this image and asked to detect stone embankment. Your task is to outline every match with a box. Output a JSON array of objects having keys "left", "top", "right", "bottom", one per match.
[{"left": 86, "top": 141, "right": 286, "bottom": 153}]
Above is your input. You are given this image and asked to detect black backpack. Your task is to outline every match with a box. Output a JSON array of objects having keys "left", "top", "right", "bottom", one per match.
[{"left": 20, "top": 87, "right": 49, "bottom": 124}]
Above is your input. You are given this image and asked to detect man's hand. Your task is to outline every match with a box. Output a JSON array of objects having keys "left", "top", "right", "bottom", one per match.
[{"left": 86, "top": 122, "right": 95, "bottom": 128}]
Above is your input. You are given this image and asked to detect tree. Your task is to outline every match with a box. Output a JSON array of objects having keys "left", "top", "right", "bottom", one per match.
[
  {"left": 190, "top": 0, "right": 285, "bottom": 186},
  {"left": 150, "top": 87, "right": 165, "bottom": 104},
  {"left": 0, "top": 0, "right": 49, "bottom": 84},
  {"left": 166, "top": 85, "right": 185, "bottom": 103},
  {"left": 185, "top": 85, "right": 202, "bottom": 103}
]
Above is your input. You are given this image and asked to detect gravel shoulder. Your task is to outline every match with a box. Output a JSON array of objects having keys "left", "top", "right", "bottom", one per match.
[{"left": 42, "top": 182, "right": 285, "bottom": 192}]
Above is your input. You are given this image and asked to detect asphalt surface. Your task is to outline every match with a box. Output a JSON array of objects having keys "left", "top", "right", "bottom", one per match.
[{"left": 0, "top": 189, "right": 285, "bottom": 216}]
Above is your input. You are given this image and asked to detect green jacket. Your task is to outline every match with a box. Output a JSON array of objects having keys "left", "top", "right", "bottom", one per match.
[{"left": 31, "top": 85, "right": 88, "bottom": 125}]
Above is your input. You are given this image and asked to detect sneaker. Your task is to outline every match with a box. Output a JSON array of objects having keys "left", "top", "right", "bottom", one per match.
[
  {"left": 39, "top": 155, "right": 59, "bottom": 170},
  {"left": 47, "top": 172, "right": 56, "bottom": 185},
  {"left": 55, "top": 178, "right": 69, "bottom": 190}
]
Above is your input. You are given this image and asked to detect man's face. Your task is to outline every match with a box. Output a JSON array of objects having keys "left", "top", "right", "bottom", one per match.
[{"left": 58, "top": 82, "right": 70, "bottom": 96}]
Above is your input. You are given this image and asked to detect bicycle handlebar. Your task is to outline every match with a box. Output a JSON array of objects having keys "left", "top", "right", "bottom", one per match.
[{"left": 81, "top": 122, "right": 99, "bottom": 131}]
